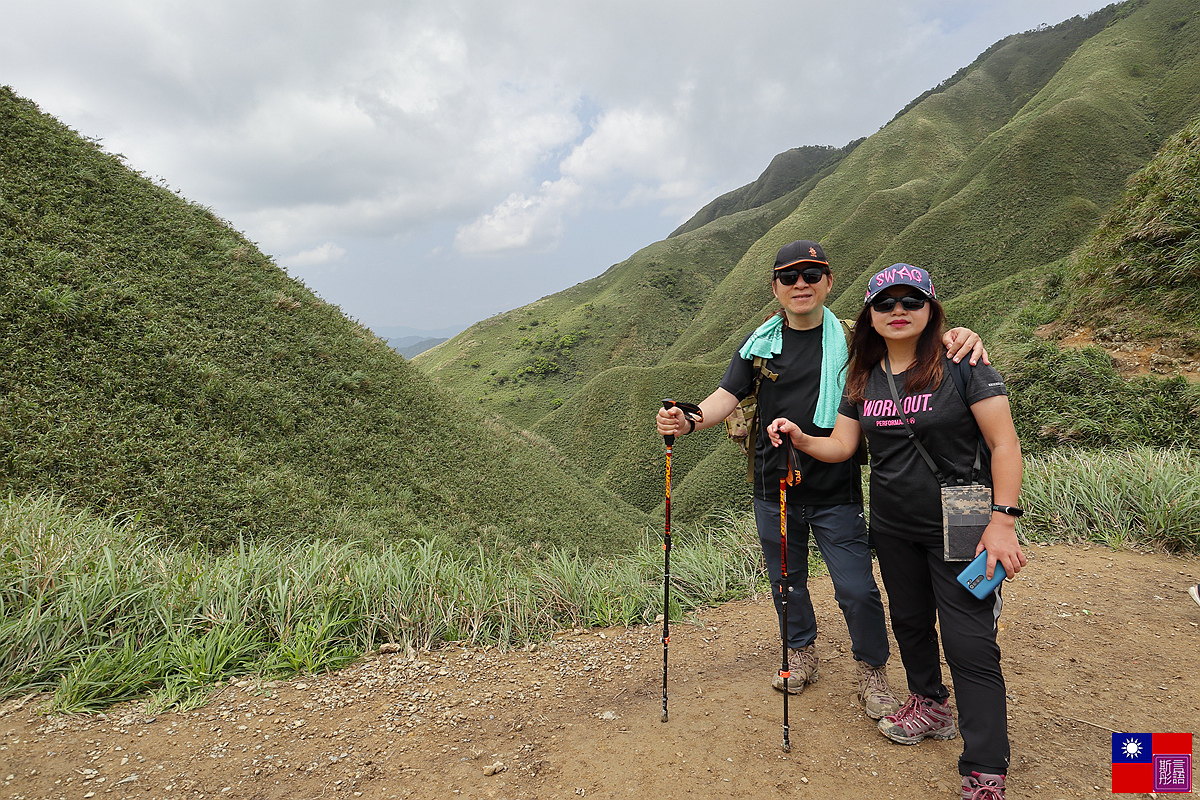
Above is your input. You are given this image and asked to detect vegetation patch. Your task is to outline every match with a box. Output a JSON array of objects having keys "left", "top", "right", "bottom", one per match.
[
  {"left": 1066, "top": 112, "right": 1200, "bottom": 333},
  {"left": 0, "top": 492, "right": 764, "bottom": 711}
]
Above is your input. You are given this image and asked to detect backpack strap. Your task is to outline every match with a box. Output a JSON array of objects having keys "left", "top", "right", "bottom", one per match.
[
  {"left": 945, "top": 358, "right": 989, "bottom": 480},
  {"left": 947, "top": 357, "right": 970, "bottom": 404},
  {"left": 742, "top": 356, "right": 778, "bottom": 481}
]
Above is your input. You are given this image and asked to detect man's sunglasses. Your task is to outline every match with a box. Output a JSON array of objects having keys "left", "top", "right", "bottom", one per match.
[
  {"left": 870, "top": 295, "right": 928, "bottom": 313},
  {"left": 774, "top": 266, "right": 829, "bottom": 286}
]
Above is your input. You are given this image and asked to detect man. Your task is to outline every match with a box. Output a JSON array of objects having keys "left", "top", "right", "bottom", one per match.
[{"left": 656, "top": 240, "right": 986, "bottom": 720}]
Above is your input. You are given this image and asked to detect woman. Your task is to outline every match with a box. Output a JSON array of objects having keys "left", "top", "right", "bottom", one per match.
[{"left": 766, "top": 264, "right": 1025, "bottom": 800}]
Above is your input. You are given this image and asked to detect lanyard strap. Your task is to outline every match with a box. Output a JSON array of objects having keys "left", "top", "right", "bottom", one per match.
[{"left": 882, "top": 354, "right": 980, "bottom": 487}]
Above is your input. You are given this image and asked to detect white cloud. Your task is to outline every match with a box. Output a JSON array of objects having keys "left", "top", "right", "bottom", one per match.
[
  {"left": 454, "top": 179, "right": 583, "bottom": 254},
  {"left": 282, "top": 242, "right": 347, "bottom": 268},
  {"left": 0, "top": 0, "right": 1111, "bottom": 327}
]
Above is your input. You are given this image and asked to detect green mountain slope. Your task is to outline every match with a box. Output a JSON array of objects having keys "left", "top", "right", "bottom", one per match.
[
  {"left": 0, "top": 87, "right": 648, "bottom": 554},
  {"left": 829, "top": 0, "right": 1200, "bottom": 314},
  {"left": 418, "top": 0, "right": 1200, "bottom": 522},
  {"left": 668, "top": 143, "right": 859, "bottom": 237},
  {"left": 416, "top": 184, "right": 807, "bottom": 431},
  {"left": 1066, "top": 112, "right": 1200, "bottom": 334}
]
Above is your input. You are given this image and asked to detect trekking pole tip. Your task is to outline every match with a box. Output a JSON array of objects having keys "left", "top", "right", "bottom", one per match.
[{"left": 661, "top": 711, "right": 668, "bottom": 723}]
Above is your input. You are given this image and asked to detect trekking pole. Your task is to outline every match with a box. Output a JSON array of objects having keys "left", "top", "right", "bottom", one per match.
[
  {"left": 777, "top": 439, "right": 801, "bottom": 752},
  {"left": 659, "top": 398, "right": 701, "bottom": 723}
]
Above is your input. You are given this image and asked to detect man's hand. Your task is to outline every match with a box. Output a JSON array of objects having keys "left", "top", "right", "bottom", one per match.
[
  {"left": 944, "top": 327, "right": 989, "bottom": 366},
  {"left": 656, "top": 406, "right": 690, "bottom": 438}
]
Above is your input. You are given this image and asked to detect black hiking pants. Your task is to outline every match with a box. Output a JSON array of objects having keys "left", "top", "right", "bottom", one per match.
[{"left": 872, "top": 530, "right": 1011, "bottom": 777}]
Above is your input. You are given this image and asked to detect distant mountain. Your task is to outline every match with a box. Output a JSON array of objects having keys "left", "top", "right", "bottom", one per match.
[
  {"left": 416, "top": 0, "right": 1200, "bottom": 520},
  {"left": 0, "top": 86, "right": 648, "bottom": 554},
  {"left": 393, "top": 337, "right": 448, "bottom": 358},
  {"left": 370, "top": 324, "right": 467, "bottom": 341},
  {"left": 372, "top": 325, "right": 461, "bottom": 358}
]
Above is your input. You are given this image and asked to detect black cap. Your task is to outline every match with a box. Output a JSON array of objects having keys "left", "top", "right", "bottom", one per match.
[{"left": 773, "top": 240, "right": 828, "bottom": 272}]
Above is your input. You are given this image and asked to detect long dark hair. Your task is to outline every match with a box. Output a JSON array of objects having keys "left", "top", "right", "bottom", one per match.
[{"left": 844, "top": 298, "right": 946, "bottom": 403}]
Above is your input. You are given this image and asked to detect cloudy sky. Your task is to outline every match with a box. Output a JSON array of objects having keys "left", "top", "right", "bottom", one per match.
[{"left": 3, "top": 0, "right": 1105, "bottom": 334}]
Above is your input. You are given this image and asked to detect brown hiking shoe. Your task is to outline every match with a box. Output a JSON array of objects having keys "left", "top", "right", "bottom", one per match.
[
  {"left": 772, "top": 644, "right": 818, "bottom": 694},
  {"left": 856, "top": 661, "right": 900, "bottom": 719}
]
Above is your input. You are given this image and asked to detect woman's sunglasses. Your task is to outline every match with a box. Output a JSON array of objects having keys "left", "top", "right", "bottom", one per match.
[
  {"left": 870, "top": 295, "right": 928, "bottom": 313},
  {"left": 774, "top": 266, "right": 829, "bottom": 286}
]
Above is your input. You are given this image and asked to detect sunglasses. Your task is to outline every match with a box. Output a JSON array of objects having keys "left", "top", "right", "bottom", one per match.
[
  {"left": 774, "top": 266, "right": 829, "bottom": 286},
  {"left": 870, "top": 295, "right": 928, "bottom": 313}
]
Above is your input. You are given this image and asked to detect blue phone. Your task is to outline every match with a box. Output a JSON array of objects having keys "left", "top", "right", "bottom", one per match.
[{"left": 956, "top": 550, "right": 1006, "bottom": 599}]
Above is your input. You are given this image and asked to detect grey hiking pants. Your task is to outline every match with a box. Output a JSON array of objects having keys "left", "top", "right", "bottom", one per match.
[{"left": 753, "top": 499, "right": 890, "bottom": 667}]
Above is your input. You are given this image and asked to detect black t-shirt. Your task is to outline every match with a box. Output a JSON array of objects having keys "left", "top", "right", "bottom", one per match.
[
  {"left": 720, "top": 325, "right": 861, "bottom": 505},
  {"left": 838, "top": 361, "right": 1009, "bottom": 543}
]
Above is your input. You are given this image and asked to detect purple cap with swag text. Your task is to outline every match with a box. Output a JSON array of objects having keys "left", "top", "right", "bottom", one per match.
[{"left": 864, "top": 264, "right": 936, "bottom": 304}]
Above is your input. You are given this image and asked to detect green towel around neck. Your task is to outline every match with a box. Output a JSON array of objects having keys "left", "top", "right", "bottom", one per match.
[{"left": 738, "top": 308, "right": 847, "bottom": 429}]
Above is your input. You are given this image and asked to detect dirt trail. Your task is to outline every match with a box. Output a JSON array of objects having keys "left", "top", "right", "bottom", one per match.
[{"left": 3, "top": 542, "right": 1199, "bottom": 800}]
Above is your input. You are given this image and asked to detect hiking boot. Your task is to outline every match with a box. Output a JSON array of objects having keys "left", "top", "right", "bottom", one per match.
[
  {"left": 962, "top": 771, "right": 1006, "bottom": 800},
  {"left": 772, "top": 644, "right": 818, "bottom": 694},
  {"left": 877, "top": 693, "right": 957, "bottom": 744},
  {"left": 1189, "top": 584, "right": 1200, "bottom": 608},
  {"left": 855, "top": 661, "right": 901, "bottom": 719}
]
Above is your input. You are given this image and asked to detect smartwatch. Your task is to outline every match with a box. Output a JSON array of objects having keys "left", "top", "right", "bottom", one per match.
[{"left": 991, "top": 504, "right": 1024, "bottom": 517}]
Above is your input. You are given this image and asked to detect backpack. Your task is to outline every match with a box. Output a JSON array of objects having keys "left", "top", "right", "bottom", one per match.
[{"left": 725, "top": 318, "right": 858, "bottom": 482}]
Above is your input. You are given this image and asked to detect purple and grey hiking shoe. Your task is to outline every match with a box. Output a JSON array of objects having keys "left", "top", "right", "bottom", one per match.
[
  {"left": 877, "top": 693, "right": 957, "bottom": 744},
  {"left": 962, "top": 771, "right": 1006, "bottom": 799}
]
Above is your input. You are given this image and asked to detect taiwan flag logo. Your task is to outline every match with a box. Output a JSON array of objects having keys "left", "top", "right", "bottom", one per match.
[{"left": 1112, "top": 732, "right": 1193, "bottom": 793}]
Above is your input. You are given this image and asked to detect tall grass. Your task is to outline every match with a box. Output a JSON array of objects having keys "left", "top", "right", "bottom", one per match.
[
  {"left": 1021, "top": 446, "right": 1200, "bottom": 551},
  {"left": 7, "top": 442, "right": 1195, "bottom": 713},
  {"left": 0, "top": 493, "right": 765, "bottom": 712}
]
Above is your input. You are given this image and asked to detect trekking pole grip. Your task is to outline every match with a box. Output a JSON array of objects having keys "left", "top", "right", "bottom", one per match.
[
  {"left": 661, "top": 399, "right": 677, "bottom": 446},
  {"left": 661, "top": 398, "right": 702, "bottom": 447}
]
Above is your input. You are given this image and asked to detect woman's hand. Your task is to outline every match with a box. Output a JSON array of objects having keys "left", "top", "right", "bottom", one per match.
[
  {"left": 766, "top": 418, "right": 806, "bottom": 449},
  {"left": 977, "top": 517, "right": 1027, "bottom": 580},
  {"left": 768, "top": 413, "right": 861, "bottom": 464}
]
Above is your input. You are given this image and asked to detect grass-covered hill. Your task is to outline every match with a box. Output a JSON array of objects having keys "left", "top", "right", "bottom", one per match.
[
  {"left": 668, "top": 142, "right": 860, "bottom": 238},
  {"left": 418, "top": 0, "right": 1200, "bottom": 520},
  {"left": 992, "top": 111, "right": 1200, "bottom": 450},
  {"left": 1062, "top": 112, "right": 1200, "bottom": 339},
  {"left": 0, "top": 86, "right": 649, "bottom": 555}
]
